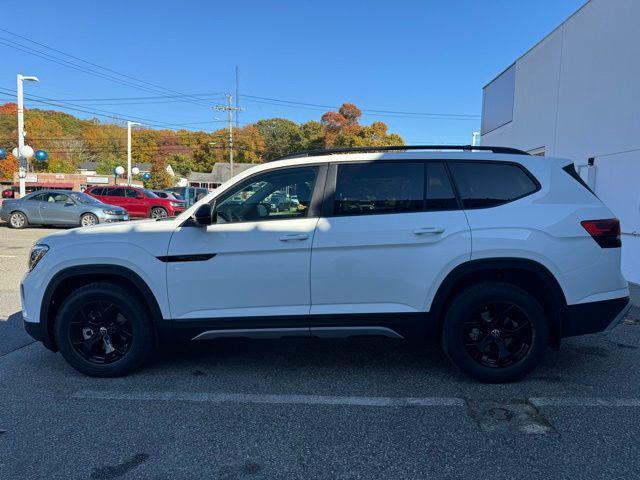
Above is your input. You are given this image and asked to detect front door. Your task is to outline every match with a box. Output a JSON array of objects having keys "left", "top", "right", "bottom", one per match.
[
  {"left": 124, "top": 188, "right": 147, "bottom": 217},
  {"left": 38, "top": 192, "right": 80, "bottom": 225},
  {"left": 310, "top": 161, "right": 471, "bottom": 316},
  {"left": 166, "top": 164, "right": 325, "bottom": 323}
]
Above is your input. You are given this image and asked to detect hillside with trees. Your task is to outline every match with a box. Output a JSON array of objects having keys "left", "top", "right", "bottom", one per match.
[{"left": 0, "top": 102, "right": 403, "bottom": 187}]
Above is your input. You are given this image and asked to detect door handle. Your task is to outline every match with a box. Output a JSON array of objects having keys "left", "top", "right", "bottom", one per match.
[
  {"left": 413, "top": 227, "right": 445, "bottom": 235},
  {"left": 279, "top": 233, "right": 309, "bottom": 241}
]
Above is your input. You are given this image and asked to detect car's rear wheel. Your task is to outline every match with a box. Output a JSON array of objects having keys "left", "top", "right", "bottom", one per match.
[
  {"left": 80, "top": 213, "right": 98, "bottom": 227},
  {"left": 441, "top": 282, "right": 548, "bottom": 383},
  {"left": 150, "top": 207, "right": 168, "bottom": 219},
  {"left": 54, "top": 282, "right": 154, "bottom": 377},
  {"left": 9, "top": 211, "right": 28, "bottom": 229}
]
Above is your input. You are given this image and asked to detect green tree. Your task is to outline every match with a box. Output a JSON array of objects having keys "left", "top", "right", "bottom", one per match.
[
  {"left": 166, "top": 153, "right": 195, "bottom": 177},
  {"left": 255, "top": 118, "right": 303, "bottom": 161},
  {"left": 300, "top": 121, "right": 324, "bottom": 151}
]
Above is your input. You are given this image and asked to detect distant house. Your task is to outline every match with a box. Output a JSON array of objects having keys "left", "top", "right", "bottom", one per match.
[{"left": 188, "top": 162, "right": 255, "bottom": 190}]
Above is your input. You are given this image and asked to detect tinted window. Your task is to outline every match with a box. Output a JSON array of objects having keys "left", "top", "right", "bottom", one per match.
[
  {"left": 216, "top": 166, "right": 318, "bottom": 223},
  {"left": 90, "top": 188, "right": 104, "bottom": 196},
  {"left": 29, "top": 193, "right": 46, "bottom": 201},
  {"left": 449, "top": 162, "right": 538, "bottom": 208},
  {"left": 124, "top": 188, "right": 139, "bottom": 198},
  {"left": 334, "top": 162, "right": 424, "bottom": 216},
  {"left": 426, "top": 162, "right": 458, "bottom": 211},
  {"left": 41, "top": 192, "right": 71, "bottom": 203},
  {"left": 108, "top": 188, "right": 125, "bottom": 197}
]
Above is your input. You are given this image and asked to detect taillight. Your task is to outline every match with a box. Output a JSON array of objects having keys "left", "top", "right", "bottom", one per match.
[{"left": 580, "top": 219, "right": 621, "bottom": 248}]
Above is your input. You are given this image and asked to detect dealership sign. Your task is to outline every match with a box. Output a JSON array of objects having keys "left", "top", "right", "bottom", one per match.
[{"left": 86, "top": 176, "right": 109, "bottom": 184}]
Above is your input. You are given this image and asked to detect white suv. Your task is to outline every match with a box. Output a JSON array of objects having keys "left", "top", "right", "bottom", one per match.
[{"left": 21, "top": 146, "right": 631, "bottom": 382}]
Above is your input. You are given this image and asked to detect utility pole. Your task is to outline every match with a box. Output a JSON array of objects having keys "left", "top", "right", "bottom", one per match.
[
  {"left": 127, "top": 121, "right": 141, "bottom": 185},
  {"left": 215, "top": 93, "right": 243, "bottom": 177},
  {"left": 235, "top": 66, "right": 239, "bottom": 128},
  {"left": 471, "top": 131, "right": 480, "bottom": 147},
  {"left": 16, "top": 74, "right": 39, "bottom": 198}
]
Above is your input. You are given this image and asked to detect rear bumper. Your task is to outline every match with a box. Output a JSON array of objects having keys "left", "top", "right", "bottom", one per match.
[{"left": 562, "top": 297, "right": 631, "bottom": 338}]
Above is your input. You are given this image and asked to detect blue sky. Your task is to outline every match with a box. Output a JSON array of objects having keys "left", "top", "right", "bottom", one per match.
[{"left": 1, "top": 0, "right": 585, "bottom": 144}]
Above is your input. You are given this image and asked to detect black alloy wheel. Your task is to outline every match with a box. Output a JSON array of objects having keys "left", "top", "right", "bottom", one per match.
[
  {"left": 69, "top": 300, "right": 133, "bottom": 364},
  {"left": 462, "top": 302, "right": 533, "bottom": 368}
]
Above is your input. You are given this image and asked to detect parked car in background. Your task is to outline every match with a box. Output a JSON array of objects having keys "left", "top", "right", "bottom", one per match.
[
  {"left": 152, "top": 190, "right": 183, "bottom": 201},
  {"left": 86, "top": 185, "right": 185, "bottom": 219},
  {"left": 2, "top": 189, "right": 14, "bottom": 199},
  {"left": 0, "top": 190, "right": 128, "bottom": 228},
  {"left": 165, "top": 187, "right": 208, "bottom": 207}
]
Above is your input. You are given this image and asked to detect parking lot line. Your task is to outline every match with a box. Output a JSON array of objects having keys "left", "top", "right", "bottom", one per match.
[
  {"left": 72, "top": 390, "right": 640, "bottom": 408},
  {"left": 530, "top": 397, "right": 640, "bottom": 407},
  {"left": 72, "top": 390, "right": 465, "bottom": 407}
]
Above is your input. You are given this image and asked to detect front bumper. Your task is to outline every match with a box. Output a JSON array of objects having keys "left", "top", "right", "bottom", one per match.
[
  {"left": 99, "top": 213, "right": 129, "bottom": 223},
  {"left": 562, "top": 297, "right": 631, "bottom": 338}
]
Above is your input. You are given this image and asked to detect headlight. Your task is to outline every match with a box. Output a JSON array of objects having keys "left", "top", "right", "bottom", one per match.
[
  {"left": 28, "top": 244, "right": 49, "bottom": 272},
  {"left": 103, "top": 209, "right": 119, "bottom": 215},
  {"left": 170, "top": 202, "right": 182, "bottom": 207}
]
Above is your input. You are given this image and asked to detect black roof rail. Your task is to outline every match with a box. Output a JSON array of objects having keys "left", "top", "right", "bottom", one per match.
[{"left": 275, "top": 144, "right": 530, "bottom": 161}]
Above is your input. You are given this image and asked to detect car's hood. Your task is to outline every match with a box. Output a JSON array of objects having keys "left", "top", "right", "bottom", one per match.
[{"left": 36, "top": 218, "right": 179, "bottom": 256}]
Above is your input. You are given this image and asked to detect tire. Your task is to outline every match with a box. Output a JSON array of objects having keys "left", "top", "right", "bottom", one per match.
[
  {"left": 54, "top": 282, "right": 154, "bottom": 377},
  {"left": 80, "top": 213, "right": 98, "bottom": 227},
  {"left": 150, "top": 207, "right": 168, "bottom": 219},
  {"left": 9, "top": 211, "right": 28, "bottom": 229},
  {"left": 441, "top": 282, "right": 549, "bottom": 383}
]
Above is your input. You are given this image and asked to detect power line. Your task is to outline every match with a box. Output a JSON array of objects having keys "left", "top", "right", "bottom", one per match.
[
  {"left": 0, "top": 32, "right": 216, "bottom": 109},
  {"left": 240, "top": 94, "right": 480, "bottom": 120}
]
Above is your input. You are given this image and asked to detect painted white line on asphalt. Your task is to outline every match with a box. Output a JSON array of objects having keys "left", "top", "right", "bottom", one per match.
[
  {"left": 530, "top": 397, "right": 640, "bottom": 407},
  {"left": 72, "top": 390, "right": 465, "bottom": 407},
  {"left": 72, "top": 391, "right": 640, "bottom": 409}
]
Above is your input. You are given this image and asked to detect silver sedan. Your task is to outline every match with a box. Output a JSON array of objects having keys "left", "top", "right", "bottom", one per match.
[{"left": 0, "top": 190, "right": 129, "bottom": 228}]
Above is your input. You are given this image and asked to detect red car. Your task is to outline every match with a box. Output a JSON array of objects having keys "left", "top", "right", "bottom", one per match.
[{"left": 85, "top": 185, "right": 186, "bottom": 219}]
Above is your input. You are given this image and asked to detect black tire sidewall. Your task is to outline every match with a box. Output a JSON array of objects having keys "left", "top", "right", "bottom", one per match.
[
  {"left": 54, "top": 283, "right": 153, "bottom": 377},
  {"left": 442, "top": 282, "right": 549, "bottom": 383}
]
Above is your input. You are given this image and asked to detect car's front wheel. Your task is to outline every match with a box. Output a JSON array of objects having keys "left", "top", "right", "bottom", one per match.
[
  {"left": 150, "top": 207, "right": 168, "bottom": 219},
  {"left": 54, "top": 282, "right": 154, "bottom": 377},
  {"left": 80, "top": 213, "right": 98, "bottom": 227},
  {"left": 441, "top": 282, "right": 549, "bottom": 383},
  {"left": 9, "top": 211, "right": 28, "bottom": 229}
]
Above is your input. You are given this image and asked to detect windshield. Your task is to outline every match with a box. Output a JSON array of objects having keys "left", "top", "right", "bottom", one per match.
[
  {"left": 70, "top": 192, "right": 103, "bottom": 204},
  {"left": 143, "top": 189, "right": 159, "bottom": 198}
]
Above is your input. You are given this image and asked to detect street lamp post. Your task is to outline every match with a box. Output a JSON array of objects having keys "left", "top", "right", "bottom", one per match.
[
  {"left": 127, "top": 121, "right": 141, "bottom": 185},
  {"left": 17, "top": 74, "right": 39, "bottom": 197}
]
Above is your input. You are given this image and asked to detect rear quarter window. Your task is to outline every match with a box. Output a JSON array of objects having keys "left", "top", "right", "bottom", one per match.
[{"left": 448, "top": 161, "right": 539, "bottom": 209}]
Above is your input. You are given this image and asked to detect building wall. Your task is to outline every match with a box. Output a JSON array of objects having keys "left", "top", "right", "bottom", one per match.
[{"left": 481, "top": 0, "right": 640, "bottom": 283}]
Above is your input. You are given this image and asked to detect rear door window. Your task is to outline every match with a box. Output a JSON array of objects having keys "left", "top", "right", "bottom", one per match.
[
  {"left": 333, "top": 162, "right": 424, "bottom": 216},
  {"left": 90, "top": 188, "right": 105, "bottom": 196},
  {"left": 448, "top": 162, "right": 538, "bottom": 209}
]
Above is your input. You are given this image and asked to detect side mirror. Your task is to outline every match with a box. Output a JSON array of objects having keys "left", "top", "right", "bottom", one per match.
[
  {"left": 136, "top": 193, "right": 144, "bottom": 199},
  {"left": 65, "top": 199, "right": 74, "bottom": 206},
  {"left": 193, "top": 203, "right": 213, "bottom": 226}
]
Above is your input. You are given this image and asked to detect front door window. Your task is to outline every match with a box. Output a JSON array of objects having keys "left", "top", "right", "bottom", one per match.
[{"left": 215, "top": 166, "right": 319, "bottom": 223}]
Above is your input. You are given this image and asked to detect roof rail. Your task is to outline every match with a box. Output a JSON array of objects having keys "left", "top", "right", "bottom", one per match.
[{"left": 275, "top": 145, "right": 530, "bottom": 161}]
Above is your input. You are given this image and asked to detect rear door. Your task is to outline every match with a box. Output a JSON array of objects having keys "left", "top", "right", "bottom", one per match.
[{"left": 310, "top": 161, "right": 471, "bottom": 316}]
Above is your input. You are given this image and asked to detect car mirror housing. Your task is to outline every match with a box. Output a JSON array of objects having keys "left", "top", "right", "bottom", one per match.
[{"left": 193, "top": 203, "right": 213, "bottom": 226}]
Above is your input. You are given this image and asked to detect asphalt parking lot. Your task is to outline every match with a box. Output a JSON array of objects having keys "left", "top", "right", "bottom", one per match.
[{"left": 1, "top": 225, "right": 640, "bottom": 479}]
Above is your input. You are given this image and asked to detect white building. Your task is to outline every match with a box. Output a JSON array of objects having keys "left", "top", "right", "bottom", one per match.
[{"left": 481, "top": 0, "right": 640, "bottom": 284}]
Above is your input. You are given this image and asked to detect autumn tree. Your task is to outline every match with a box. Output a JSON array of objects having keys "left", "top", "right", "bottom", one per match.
[
  {"left": 145, "top": 158, "right": 173, "bottom": 189},
  {"left": 0, "top": 153, "right": 19, "bottom": 180}
]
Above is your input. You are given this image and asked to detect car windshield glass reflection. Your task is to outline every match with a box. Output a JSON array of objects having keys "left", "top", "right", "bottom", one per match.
[{"left": 70, "top": 192, "right": 103, "bottom": 204}]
